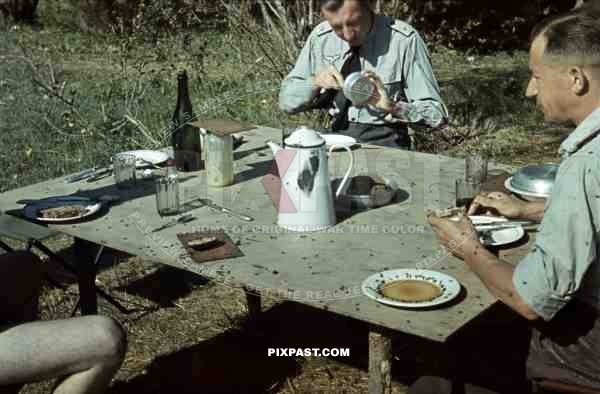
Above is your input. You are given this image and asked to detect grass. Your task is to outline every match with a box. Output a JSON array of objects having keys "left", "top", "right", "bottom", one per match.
[
  {"left": 0, "top": 8, "right": 566, "bottom": 394},
  {"left": 0, "top": 13, "right": 567, "bottom": 193}
]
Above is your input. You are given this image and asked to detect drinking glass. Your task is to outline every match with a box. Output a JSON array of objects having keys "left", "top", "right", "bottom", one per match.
[
  {"left": 455, "top": 178, "right": 482, "bottom": 209},
  {"left": 466, "top": 154, "right": 488, "bottom": 183},
  {"left": 113, "top": 153, "right": 136, "bottom": 189},
  {"left": 155, "top": 176, "right": 180, "bottom": 216}
]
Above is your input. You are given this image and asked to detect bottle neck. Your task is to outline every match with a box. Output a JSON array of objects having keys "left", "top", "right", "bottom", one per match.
[{"left": 176, "top": 75, "right": 192, "bottom": 109}]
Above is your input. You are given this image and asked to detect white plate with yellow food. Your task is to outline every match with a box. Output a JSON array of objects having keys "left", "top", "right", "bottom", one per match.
[
  {"left": 361, "top": 269, "right": 461, "bottom": 309},
  {"left": 23, "top": 197, "right": 103, "bottom": 223}
]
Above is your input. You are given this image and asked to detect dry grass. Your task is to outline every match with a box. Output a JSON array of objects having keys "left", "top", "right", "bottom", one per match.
[{"left": 19, "top": 237, "right": 415, "bottom": 394}]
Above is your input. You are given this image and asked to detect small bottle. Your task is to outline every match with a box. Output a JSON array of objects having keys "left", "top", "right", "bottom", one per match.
[{"left": 170, "top": 70, "right": 203, "bottom": 172}]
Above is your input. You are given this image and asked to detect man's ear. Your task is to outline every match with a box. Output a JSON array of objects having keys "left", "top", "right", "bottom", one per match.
[{"left": 569, "top": 66, "right": 589, "bottom": 95}]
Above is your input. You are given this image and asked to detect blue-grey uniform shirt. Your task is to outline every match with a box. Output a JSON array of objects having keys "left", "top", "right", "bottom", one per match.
[
  {"left": 514, "top": 108, "right": 600, "bottom": 321},
  {"left": 278, "top": 15, "right": 448, "bottom": 128}
]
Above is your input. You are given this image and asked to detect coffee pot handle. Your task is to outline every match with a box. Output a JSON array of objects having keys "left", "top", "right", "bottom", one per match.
[{"left": 329, "top": 145, "right": 354, "bottom": 198}]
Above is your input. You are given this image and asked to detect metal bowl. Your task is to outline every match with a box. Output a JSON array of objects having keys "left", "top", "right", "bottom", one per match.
[
  {"left": 510, "top": 164, "right": 558, "bottom": 196},
  {"left": 343, "top": 72, "right": 375, "bottom": 105},
  {"left": 333, "top": 175, "right": 397, "bottom": 210}
]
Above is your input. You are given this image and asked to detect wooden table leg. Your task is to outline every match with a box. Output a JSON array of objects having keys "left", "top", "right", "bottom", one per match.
[
  {"left": 73, "top": 238, "right": 98, "bottom": 315},
  {"left": 245, "top": 287, "right": 261, "bottom": 320},
  {"left": 368, "top": 326, "right": 393, "bottom": 394}
]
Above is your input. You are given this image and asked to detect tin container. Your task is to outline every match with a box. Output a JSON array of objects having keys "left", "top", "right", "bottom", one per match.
[
  {"left": 343, "top": 72, "right": 376, "bottom": 105},
  {"left": 510, "top": 164, "right": 558, "bottom": 195},
  {"left": 206, "top": 132, "right": 234, "bottom": 187}
]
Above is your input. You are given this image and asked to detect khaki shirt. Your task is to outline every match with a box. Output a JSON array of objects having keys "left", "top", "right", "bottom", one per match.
[
  {"left": 278, "top": 15, "right": 448, "bottom": 128},
  {"left": 514, "top": 108, "right": 600, "bottom": 321}
]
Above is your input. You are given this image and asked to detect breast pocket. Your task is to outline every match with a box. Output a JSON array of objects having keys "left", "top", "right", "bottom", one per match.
[{"left": 377, "top": 62, "right": 406, "bottom": 102}]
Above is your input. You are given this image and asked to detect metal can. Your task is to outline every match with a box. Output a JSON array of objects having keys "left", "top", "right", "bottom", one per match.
[{"left": 343, "top": 72, "right": 376, "bottom": 105}]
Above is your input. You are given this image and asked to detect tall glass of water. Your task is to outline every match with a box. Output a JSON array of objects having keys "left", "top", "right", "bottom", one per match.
[
  {"left": 455, "top": 178, "right": 481, "bottom": 210},
  {"left": 466, "top": 154, "right": 488, "bottom": 183},
  {"left": 155, "top": 176, "right": 180, "bottom": 216},
  {"left": 113, "top": 153, "right": 136, "bottom": 189}
]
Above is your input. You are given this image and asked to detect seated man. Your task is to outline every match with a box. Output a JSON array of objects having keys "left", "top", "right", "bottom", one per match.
[
  {"left": 419, "top": 3, "right": 600, "bottom": 393},
  {"left": 0, "top": 251, "right": 126, "bottom": 394},
  {"left": 278, "top": 0, "right": 448, "bottom": 148}
]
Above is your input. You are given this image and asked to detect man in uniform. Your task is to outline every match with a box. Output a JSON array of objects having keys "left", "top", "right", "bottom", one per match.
[
  {"left": 415, "top": 3, "right": 600, "bottom": 393},
  {"left": 278, "top": 0, "right": 448, "bottom": 148}
]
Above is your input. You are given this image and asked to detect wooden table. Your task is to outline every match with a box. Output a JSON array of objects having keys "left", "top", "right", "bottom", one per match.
[{"left": 0, "top": 126, "right": 529, "bottom": 393}]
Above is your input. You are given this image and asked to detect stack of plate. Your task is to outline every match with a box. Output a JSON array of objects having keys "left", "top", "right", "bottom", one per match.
[{"left": 504, "top": 164, "right": 558, "bottom": 200}]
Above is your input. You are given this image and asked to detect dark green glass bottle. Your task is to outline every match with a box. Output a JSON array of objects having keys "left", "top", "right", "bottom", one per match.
[{"left": 171, "top": 70, "right": 203, "bottom": 171}]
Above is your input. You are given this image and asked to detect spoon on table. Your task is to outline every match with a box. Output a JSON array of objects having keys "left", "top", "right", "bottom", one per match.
[{"left": 151, "top": 213, "right": 196, "bottom": 233}]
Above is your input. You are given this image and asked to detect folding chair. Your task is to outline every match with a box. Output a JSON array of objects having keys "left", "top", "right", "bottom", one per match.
[{"left": 0, "top": 213, "right": 132, "bottom": 315}]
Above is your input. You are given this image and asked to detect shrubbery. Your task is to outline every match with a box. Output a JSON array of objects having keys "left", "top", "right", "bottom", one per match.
[{"left": 5, "top": 0, "right": 582, "bottom": 51}]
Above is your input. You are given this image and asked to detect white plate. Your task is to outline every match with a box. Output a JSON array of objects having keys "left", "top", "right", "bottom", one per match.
[
  {"left": 112, "top": 150, "right": 170, "bottom": 168},
  {"left": 504, "top": 177, "right": 549, "bottom": 199},
  {"left": 454, "top": 215, "right": 525, "bottom": 247},
  {"left": 361, "top": 269, "right": 461, "bottom": 309},
  {"left": 320, "top": 134, "right": 359, "bottom": 149},
  {"left": 479, "top": 226, "right": 525, "bottom": 246},
  {"left": 24, "top": 199, "right": 103, "bottom": 223}
]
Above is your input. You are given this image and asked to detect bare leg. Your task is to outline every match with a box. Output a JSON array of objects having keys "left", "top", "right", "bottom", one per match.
[
  {"left": 0, "top": 315, "right": 126, "bottom": 394},
  {"left": 0, "top": 251, "right": 126, "bottom": 393}
]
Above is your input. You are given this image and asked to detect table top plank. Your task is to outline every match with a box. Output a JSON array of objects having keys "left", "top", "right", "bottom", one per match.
[{"left": 0, "top": 126, "right": 528, "bottom": 341}]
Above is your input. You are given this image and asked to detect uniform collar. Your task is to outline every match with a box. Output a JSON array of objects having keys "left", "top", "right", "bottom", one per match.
[{"left": 559, "top": 107, "right": 600, "bottom": 159}]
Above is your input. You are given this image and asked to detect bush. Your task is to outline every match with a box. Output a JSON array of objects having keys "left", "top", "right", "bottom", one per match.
[
  {"left": 384, "top": 0, "right": 579, "bottom": 51},
  {"left": 0, "top": 0, "right": 39, "bottom": 22}
]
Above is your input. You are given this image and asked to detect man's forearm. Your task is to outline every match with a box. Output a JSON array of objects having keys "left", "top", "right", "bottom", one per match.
[
  {"left": 379, "top": 100, "right": 448, "bottom": 128},
  {"left": 463, "top": 246, "right": 539, "bottom": 320},
  {"left": 279, "top": 77, "right": 321, "bottom": 114}
]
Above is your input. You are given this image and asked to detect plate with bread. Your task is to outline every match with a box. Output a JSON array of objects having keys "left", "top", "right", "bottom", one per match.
[
  {"left": 361, "top": 269, "right": 461, "bottom": 309},
  {"left": 23, "top": 197, "right": 103, "bottom": 223}
]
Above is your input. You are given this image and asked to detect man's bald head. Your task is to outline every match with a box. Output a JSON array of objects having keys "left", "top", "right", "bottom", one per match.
[
  {"left": 530, "top": 2, "right": 600, "bottom": 67},
  {"left": 526, "top": 3, "right": 600, "bottom": 125}
]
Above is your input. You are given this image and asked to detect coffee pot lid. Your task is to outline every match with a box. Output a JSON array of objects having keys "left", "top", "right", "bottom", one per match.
[{"left": 284, "top": 126, "right": 325, "bottom": 148}]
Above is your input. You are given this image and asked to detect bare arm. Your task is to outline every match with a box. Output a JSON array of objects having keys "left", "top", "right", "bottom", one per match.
[
  {"left": 463, "top": 245, "right": 539, "bottom": 320},
  {"left": 468, "top": 191, "right": 546, "bottom": 223}
]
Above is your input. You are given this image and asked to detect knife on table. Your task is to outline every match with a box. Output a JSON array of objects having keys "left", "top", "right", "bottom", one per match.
[{"left": 199, "top": 198, "right": 254, "bottom": 222}]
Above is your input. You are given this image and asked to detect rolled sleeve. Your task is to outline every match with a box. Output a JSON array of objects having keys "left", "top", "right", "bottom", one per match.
[
  {"left": 279, "top": 35, "right": 318, "bottom": 114},
  {"left": 514, "top": 248, "right": 573, "bottom": 321},
  {"left": 513, "top": 158, "right": 599, "bottom": 321},
  {"left": 400, "top": 33, "right": 448, "bottom": 128}
]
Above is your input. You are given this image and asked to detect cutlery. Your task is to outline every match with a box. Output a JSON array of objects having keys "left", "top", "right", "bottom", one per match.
[
  {"left": 199, "top": 198, "right": 254, "bottom": 222},
  {"left": 85, "top": 168, "right": 113, "bottom": 182},
  {"left": 475, "top": 221, "right": 535, "bottom": 232},
  {"left": 152, "top": 213, "right": 196, "bottom": 232},
  {"left": 17, "top": 196, "right": 94, "bottom": 205},
  {"left": 17, "top": 194, "right": 120, "bottom": 206},
  {"left": 64, "top": 168, "right": 98, "bottom": 183},
  {"left": 138, "top": 158, "right": 164, "bottom": 170}
]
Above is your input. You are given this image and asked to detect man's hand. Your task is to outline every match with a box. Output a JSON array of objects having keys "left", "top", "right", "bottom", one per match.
[
  {"left": 359, "top": 71, "right": 394, "bottom": 112},
  {"left": 312, "top": 66, "right": 344, "bottom": 90},
  {"left": 426, "top": 211, "right": 480, "bottom": 260},
  {"left": 467, "top": 191, "right": 528, "bottom": 218}
]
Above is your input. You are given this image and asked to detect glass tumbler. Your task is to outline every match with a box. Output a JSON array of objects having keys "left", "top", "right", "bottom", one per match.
[
  {"left": 455, "top": 178, "right": 482, "bottom": 209},
  {"left": 113, "top": 153, "right": 136, "bottom": 189},
  {"left": 466, "top": 154, "right": 488, "bottom": 183},
  {"left": 155, "top": 176, "right": 180, "bottom": 216}
]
